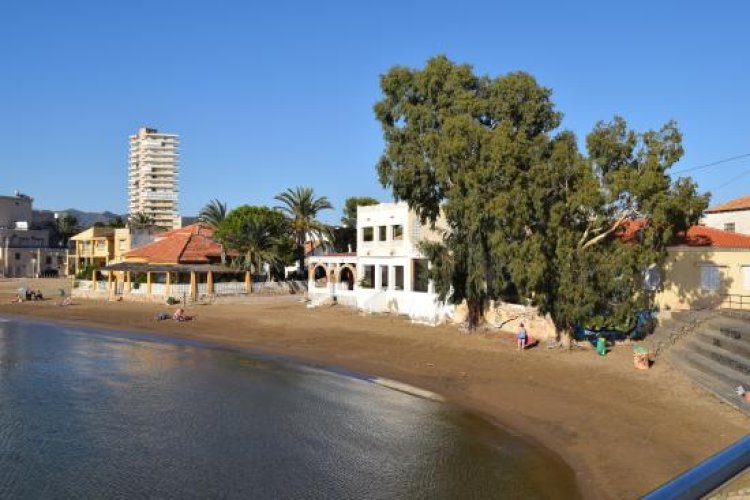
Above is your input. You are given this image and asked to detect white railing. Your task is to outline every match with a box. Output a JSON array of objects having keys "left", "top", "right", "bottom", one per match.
[
  {"left": 214, "top": 282, "right": 246, "bottom": 295},
  {"left": 170, "top": 283, "right": 191, "bottom": 297},
  {"left": 75, "top": 280, "right": 93, "bottom": 290},
  {"left": 151, "top": 283, "right": 166, "bottom": 296}
]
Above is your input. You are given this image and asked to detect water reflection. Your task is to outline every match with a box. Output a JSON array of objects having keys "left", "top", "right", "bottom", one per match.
[{"left": 0, "top": 318, "right": 579, "bottom": 499}]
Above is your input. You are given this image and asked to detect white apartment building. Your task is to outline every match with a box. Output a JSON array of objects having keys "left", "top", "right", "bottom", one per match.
[
  {"left": 128, "top": 127, "right": 181, "bottom": 230},
  {"left": 307, "top": 202, "right": 455, "bottom": 324}
]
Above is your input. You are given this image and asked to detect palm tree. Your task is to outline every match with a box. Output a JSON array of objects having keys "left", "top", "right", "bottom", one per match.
[
  {"left": 241, "top": 217, "right": 284, "bottom": 278},
  {"left": 55, "top": 214, "right": 78, "bottom": 246},
  {"left": 128, "top": 212, "right": 155, "bottom": 230},
  {"left": 198, "top": 199, "right": 228, "bottom": 228},
  {"left": 274, "top": 186, "right": 333, "bottom": 274}
]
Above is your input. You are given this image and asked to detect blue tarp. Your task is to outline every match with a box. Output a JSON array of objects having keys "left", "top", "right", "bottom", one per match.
[{"left": 574, "top": 310, "right": 656, "bottom": 345}]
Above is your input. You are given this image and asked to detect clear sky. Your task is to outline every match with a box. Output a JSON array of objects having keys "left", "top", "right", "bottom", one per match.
[{"left": 1, "top": 1, "right": 748, "bottom": 223}]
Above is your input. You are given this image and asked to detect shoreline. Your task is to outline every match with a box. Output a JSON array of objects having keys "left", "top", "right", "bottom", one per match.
[{"left": 0, "top": 297, "right": 747, "bottom": 498}]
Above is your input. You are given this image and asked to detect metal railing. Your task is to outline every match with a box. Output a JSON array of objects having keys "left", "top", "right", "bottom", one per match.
[
  {"left": 643, "top": 435, "right": 750, "bottom": 499},
  {"left": 721, "top": 294, "right": 750, "bottom": 310}
]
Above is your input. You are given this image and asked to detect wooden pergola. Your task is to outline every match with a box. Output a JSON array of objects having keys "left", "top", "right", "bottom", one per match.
[{"left": 99, "top": 262, "right": 251, "bottom": 301}]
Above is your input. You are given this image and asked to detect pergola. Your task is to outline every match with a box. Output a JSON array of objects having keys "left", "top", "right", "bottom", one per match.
[{"left": 99, "top": 262, "right": 250, "bottom": 300}]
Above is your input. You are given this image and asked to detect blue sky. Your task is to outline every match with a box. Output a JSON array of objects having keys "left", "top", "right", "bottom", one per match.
[{"left": 1, "top": 1, "right": 748, "bottom": 223}]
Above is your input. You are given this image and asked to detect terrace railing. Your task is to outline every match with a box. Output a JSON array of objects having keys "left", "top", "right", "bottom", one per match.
[
  {"left": 721, "top": 294, "right": 750, "bottom": 311},
  {"left": 643, "top": 435, "right": 750, "bottom": 499}
]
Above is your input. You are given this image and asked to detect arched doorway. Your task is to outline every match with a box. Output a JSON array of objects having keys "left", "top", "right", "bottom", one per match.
[{"left": 339, "top": 266, "right": 355, "bottom": 291}]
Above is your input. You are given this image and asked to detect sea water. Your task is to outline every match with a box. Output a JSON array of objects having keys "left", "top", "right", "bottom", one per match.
[{"left": 0, "top": 318, "right": 579, "bottom": 499}]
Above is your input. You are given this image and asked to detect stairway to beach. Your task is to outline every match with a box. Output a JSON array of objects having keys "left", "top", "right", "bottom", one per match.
[{"left": 664, "top": 311, "right": 750, "bottom": 416}]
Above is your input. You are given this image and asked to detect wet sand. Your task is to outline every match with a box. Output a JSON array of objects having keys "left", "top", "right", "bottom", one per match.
[{"left": 0, "top": 280, "right": 748, "bottom": 498}]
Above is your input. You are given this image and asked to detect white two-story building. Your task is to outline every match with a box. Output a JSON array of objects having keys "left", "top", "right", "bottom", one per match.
[{"left": 307, "top": 202, "right": 455, "bottom": 324}]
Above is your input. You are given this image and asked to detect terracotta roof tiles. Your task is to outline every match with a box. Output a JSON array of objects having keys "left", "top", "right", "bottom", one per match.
[{"left": 706, "top": 195, "right": 750, "bottom": 213}]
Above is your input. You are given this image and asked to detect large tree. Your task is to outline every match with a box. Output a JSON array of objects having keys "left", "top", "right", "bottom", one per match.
[
  {"left": 214, "top": 205, "right": 289, "bottom": 276},
  {"left": 274, "top": 186, "right": 333, "bottom": 274},
  {"left": 375, "top": 55, "right": 708, "bottom": 335}
]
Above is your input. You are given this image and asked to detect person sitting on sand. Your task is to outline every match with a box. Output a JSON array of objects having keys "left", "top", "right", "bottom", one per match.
[
  {"left": 10, "top": 294, "right": 22, "bottom": 304},
  {"left": 56, "top": 297, "right": 73, "bottom": 307},
  {"left": 173, "top": 307, "right": 193, "bottom": 322},
  {"left": 35, "top": 290, "right": 44, "bottom": 301},
  {"left": 517, "top": 323, "right": 528, "bottom": 351}
]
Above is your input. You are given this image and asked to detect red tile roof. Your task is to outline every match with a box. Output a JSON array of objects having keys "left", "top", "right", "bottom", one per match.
[
  {"left": 706, "top": 195, "right": 750, "bottom": 213},
  {"left": 618, "top": 219, "right": 750, "bottom": 248},
  {"left": 673, "top": 225, "right": 750, "bottom": 249},
  {"left": 124, "top": 223, "right": 227, "bottom": 264}
]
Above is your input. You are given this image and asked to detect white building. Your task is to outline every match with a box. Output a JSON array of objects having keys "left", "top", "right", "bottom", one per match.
[
  {"left": 128, "top": 127, "right": 181, "bottom": 230},
  {"left": 0, "top": 193, "right": 68, "bottom": 278},
  {"left": 307, "top": 202, "right": 455, "bottom": 324},
  {"left": 703, "top": 195, "right": 750, "bottom": 234}
]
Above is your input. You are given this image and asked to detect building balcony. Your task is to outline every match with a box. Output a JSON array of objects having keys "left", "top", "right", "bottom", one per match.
[{"left": 141, "top": 191, "right": 178, "bottom": 201}]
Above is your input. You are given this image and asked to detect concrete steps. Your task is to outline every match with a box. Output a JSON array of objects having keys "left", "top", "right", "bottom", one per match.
[{"left": 665, "top": 313, "right": 750, "bottom": 416}]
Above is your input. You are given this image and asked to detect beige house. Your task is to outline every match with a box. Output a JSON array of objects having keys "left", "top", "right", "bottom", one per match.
[
  {"left": 703, "top": 195, "right": 750, "bottom": 234},
  {"left": 69, "top": 227, "right": 159, "bottom": 275},
  {"left": 656, "top": 225, "right": 750, "bottom": 311}
]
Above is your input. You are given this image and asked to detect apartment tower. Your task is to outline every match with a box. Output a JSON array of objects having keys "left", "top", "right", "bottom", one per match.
[{"left": 128, "top": 127, "right": 180, "bottom": 230}]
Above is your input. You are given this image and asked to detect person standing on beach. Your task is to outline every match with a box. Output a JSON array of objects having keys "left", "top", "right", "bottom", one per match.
[{"left": 517, "top": 323, "right": 528, "bottom": 351}]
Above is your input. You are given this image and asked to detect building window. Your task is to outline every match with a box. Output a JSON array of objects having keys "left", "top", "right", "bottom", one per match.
[
  {"left": 411, "top": 221, "right": 421, "bottom": 243},
  {"left": 14, "top": 253, "right": 20, "bottom": 261},
  {"left": 45, "top": 256, "right": 52, "bottom": 265},
  {"left": 363, "top": 227, "right": 374, "bottom": 242},
  {"left": 118, "top": 239, "right": 127, "bottom": 251},
  {"left": 57, "top": 256, "right": 64, "bottom": 265},
  {"left": 700, "top": 266, "right": 721, "bottom": 291},
  {"left": 392, "top": 225, "right": 403, "bottom": 241},
  {"left": 361, "top": 265, "right": 375, "bottom": 288},
  {"left": 412, "top": 259, "right": 429, "bottom": 292},
  {"left": 743, "top": 266, "right": 750, "bottom": 290},
  {"left": 724, "top": 222, "right": 736, "bottom": 233},
  {"left": 378, "top": 226, "right": 387, "bottom": 241},
  {"left": 380, "top": 265, "right": 389, "bottom": 289},
  {"left": 394, "top": 266, "right": 404, "bottom": 290}
]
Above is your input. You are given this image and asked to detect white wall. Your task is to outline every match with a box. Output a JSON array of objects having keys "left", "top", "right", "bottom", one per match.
[{"left": 703, "top": 211, "right": 750, "bottom": 235}]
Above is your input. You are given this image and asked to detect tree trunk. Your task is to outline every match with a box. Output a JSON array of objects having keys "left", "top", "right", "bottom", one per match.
[
  {"left": 466, "top": 298, "right": 484, "bottom": 331},
  {"left": 558, "top": 327, "right": 573, "bottom": 348}
]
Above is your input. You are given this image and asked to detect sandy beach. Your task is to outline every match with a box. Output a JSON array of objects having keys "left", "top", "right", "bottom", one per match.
[{"left": 0, "top": 279, "right": 748, "bottom": 499}]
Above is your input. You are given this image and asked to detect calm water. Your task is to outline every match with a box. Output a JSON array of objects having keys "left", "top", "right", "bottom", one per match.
[{"left": 0, "top": 318, "right": 579, "bottom": 499}]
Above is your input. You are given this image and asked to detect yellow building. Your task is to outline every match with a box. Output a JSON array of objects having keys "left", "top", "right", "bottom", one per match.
[
  {"left": 656, "top": 225, "right": 750, "bottom": 311},
  {"left": 69, "top": 227, "right": 117, "bottom": 274},
  {"left": 69, "top": 227, "right": 156, "bottom": 275}
]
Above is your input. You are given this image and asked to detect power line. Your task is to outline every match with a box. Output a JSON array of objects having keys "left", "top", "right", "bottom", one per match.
[
  {"left": 708, "top": 165, "right": 750, "bottom": 192},
  {"left": 672, "top": 153, "right": 750, "bottom": 175}
]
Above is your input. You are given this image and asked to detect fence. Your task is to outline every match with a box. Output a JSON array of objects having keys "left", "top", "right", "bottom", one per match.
[
  {"left": 643, "top": 435, "right": 750, "bottom": 499},
  {"left": 721, "top": 294, "right": 750, "bottom": 310},
  {"left": 214, "top": 282, "right": 246, "bottom": 295}
]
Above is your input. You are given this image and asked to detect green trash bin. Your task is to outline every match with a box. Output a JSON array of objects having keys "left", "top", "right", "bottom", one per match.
[{"left": 596, "top": 337, "right": 607, "bottom": 356}]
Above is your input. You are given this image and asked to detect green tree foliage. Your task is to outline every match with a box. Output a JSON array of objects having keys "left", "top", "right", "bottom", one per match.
[
  {"left": 274, "top": 186, "right": 333, "bottom": 273},
  {"left": 341, "top": 196, "right": 379, "bottom": 228},
  {"left": 107, "top": 216, "right": 126, "bottom": 228},
  {"left": 198, "top": 199, "right": 228, "bottom": 228},
  {"left": 128, "top": 212, "right": 155, "bottom": 229},
  {"left": 55, "top": 214, "right": 79, "bottom": 246},
  {"left": 375, "top": 55, "right": 708, "bottom": 334},
  {"left": 214, "top": 205, "right": 289, "bottom": 275},
  {"left": 334, "top": 196, "right": 380, "bottom": 252}
]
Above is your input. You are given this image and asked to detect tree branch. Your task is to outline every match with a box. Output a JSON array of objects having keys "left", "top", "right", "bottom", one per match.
[{"left": 579, "top": 212, "right": 632, "bottom": 251}]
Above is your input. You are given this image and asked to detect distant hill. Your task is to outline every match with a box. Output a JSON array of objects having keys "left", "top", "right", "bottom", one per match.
[{"left": 51, "top": 209, "right": 124, "bottom": 228}]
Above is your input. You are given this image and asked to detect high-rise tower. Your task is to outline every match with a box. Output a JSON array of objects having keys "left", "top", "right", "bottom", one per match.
[{"left": 128, "top": 127, "right": 180, "bottom": 230}]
